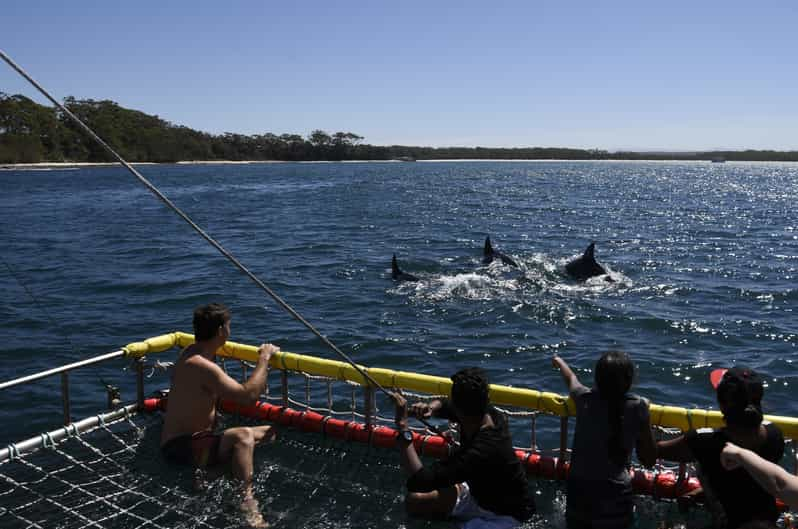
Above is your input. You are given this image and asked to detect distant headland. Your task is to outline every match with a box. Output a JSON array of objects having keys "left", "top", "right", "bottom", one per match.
[{"left": 2, "top": 93, "right": 797, "bottom": 164}]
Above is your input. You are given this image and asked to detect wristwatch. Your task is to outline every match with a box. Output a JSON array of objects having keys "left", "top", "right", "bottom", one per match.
[{"left": 398, "top": 429, "right": 414, "bottom": 444}]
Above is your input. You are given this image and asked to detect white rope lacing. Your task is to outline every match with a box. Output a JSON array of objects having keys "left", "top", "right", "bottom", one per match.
[{"left": 0, "top": 412, "right": 218, "bottom": 528}]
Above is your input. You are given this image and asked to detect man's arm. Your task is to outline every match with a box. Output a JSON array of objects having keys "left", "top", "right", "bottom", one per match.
[
  {"left": 721, "top": 442, "right": 798, "bottom": 508},
  {"left": 204, "top": 343, "right": 279, "bottom": 405}
]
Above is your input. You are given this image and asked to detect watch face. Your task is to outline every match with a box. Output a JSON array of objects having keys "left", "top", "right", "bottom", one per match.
[{"left": 402, "top": 430, "right": 414, "bottom": 443}]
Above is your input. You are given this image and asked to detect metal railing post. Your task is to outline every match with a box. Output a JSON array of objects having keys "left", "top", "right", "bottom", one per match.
[
  {"left": 61, "top": 372, "right": 71, "bottom": 425},
  {"left": 281, "top": 370, "right": 289, "bottom": 406},
  {"left": 363, "top": 386, "right": 376, "bottom": 428},
  {"left": 106, "top": 383, "right": 120, "bottom": 410},
  {"left": 136, "top": 358, "right": 145, "bottom": 410},
  {"left": 559, "top": 416, "right": 569, "bottom": 462}
]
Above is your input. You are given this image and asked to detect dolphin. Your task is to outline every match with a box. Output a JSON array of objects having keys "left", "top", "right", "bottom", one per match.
[
  {"left": 392, "top": 254, "right": 419, "bottom": 281},
  {"left": 565, "top": 242, "right": 613, "bottom": 281},
  {"left": 483, "top": 237, "right": 519, "bottom": 268}
]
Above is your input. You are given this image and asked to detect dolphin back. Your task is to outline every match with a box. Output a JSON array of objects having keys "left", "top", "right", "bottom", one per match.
[
  {"left": 483, "top": 237, "right": 494, "bottom": 263},
  {"left": 566, "top": 242, "right": 607, "bottom": 280},
  {"left": 391, "top": 254, "right": 419, "bottom": 281},
  {"left": 482, "top": 236, "right": 518, "bottom": 268}
]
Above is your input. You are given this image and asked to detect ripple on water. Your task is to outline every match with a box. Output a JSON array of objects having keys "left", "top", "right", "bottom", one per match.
[{"left": 2, "top": 162, "right": 798, "bottom": 527}]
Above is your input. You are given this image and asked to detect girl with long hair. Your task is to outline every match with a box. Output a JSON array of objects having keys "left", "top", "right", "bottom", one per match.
[{"left": 553, "top": 352, "right": 656, "bottom": 529}]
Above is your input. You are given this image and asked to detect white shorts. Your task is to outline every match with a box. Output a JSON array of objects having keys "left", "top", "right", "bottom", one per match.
[{"left": 451, "top": 482, "right": 521, "bottom": 529}]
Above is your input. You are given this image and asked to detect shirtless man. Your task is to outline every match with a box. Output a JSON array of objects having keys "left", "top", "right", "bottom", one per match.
[{"left": 161, "top": 303, "right": 278, "bottom": 528}]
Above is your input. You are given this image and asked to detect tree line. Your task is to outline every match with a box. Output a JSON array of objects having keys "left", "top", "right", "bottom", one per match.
[{"left": 2, "top": 93, "right": 797, "bottom": 163}]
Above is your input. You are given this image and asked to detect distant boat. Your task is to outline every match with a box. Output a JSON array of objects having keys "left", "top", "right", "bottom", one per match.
[
  {"left": 395, "top": 156, "right": 416, "bottom": 162},
  {"left": 711, "top": 157, "right": 726, "bottom": 163}
]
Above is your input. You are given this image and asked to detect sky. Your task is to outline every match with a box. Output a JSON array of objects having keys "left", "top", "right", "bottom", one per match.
[{"left": 2, "top": 1, "right": 797, "bottom": 151}]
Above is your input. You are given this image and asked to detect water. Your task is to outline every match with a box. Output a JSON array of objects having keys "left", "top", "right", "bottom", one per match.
[{"left": 1, "top": 161, "right": 797, "bottom": 526}]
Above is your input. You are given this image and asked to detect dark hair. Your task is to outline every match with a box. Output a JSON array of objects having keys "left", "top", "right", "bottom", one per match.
[
  {"left": 450, "top": 367, "right": 490, "bottom": 418},
  {"left": 193, "top": 303, "right": 231, "bottom": 341},
  {"left": 595, "top": 351, "right": 635, "bottom": 467},
  {"left": 717, "top": 368, "right": 764, "bottom": 429}
]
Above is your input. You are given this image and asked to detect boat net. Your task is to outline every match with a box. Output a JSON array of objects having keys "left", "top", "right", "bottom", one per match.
[{"left": 1, "top": 332, "right": 796, "bottom": 528}]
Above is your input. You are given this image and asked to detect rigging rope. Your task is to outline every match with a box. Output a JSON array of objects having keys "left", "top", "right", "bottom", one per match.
[{"left": 0, "top": 49, "right": 429, "bottom": 425}]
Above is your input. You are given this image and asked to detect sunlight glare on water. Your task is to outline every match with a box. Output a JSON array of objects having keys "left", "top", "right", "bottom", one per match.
[{"left": 1, "top": 161, "right": 797, "bottom": 528}]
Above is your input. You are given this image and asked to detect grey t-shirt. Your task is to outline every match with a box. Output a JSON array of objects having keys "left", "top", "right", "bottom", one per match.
[{"left": 568, "top": 383, "right": 650, "bottom": 484}]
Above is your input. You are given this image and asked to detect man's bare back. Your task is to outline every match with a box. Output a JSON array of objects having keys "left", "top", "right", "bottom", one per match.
[
  {"left": 159, "top": 304, "right": 278, "bottom": 527},
  {"left": 161, "top": 345, "right": 222, "bottom": 445}
]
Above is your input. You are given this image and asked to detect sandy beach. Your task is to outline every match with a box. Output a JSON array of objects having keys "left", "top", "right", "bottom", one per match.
[{"left": 1, "top": 159, "right": 753, "bottom": 170}]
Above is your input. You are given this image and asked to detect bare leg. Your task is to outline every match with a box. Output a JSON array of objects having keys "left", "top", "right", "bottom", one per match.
[
  {"left": 218, "top": 426, "right": 276, "bottom": 491},
  {"left": 218, "top": 426, "right": 276, "bottom": 528}
]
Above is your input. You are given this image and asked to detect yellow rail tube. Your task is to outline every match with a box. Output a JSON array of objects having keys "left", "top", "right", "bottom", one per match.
[{"left": 124, "top": 332, "right": 798, "bottom": 438}]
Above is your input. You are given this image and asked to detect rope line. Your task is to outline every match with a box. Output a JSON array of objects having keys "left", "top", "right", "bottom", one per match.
[{"left": 0, "top": 49, "right": 398, "bottom": 403}]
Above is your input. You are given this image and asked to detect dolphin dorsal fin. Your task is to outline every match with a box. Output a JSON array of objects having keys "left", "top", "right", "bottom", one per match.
[
  {"left": 583, "top": 242, "right": 596, "bottom": 260},
  {"left": 392, "top": 254, "right": 400, "bottom": 276},
  {"left": 484, "top": 236, "right": 493, "bottom": 256}
]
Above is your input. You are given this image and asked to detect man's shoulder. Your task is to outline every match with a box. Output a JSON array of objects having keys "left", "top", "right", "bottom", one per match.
[
  {"left": 182, "top": 352, "right": 215, "bottom": 368},
  {"left": 179, "top": 353, "right": 223, "bottom": 378}
]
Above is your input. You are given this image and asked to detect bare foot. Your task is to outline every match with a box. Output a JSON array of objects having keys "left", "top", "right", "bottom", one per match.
[
  {"left": 241, "top": 497, "right": 269, "bottom": 528},
  {"left": 192, "top": 469, "right": 207, "bottom": 492}
]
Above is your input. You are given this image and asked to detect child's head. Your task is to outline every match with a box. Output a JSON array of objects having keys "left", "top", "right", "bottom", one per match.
[
  {"left": 595, "top": 350, "right": 634, "bottom": 398},
  {"left": 714, "top": 367, "right": 764, "bottom": 429}
]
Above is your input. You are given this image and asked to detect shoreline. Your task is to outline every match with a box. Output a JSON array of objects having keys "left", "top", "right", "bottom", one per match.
[{"left": 2, "top": 159, "right": 796, "bottom": 170}]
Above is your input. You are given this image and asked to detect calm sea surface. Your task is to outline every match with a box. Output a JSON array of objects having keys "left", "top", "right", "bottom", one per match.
[{"left": 2, "top": 161, "right": 798, "bottom": 527}]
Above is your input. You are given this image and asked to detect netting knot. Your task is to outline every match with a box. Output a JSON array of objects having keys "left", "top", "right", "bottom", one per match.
[
  {"left": 148, "top": 360, "right": 174, "bottom": 378},
  {"left": 6, "top": 444, "right": 20, "bottom": 461},
  {"left": 40, "top": 431, "right": 55, "bottom": 449}
]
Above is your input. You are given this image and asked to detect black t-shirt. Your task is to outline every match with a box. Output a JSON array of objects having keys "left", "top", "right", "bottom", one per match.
[
  {"left": 405, "top": 402, "right": 535, "bottom": 521},
  {"left": 685, "top": 422, "right": 784, "bottom": 529}
]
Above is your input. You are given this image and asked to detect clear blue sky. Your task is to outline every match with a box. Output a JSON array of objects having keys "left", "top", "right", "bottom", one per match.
[{"left": 3, "top": 1, "right": 796, "bottom": 151}]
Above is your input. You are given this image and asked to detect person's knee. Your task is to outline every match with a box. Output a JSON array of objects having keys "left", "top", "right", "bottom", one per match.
[{"left": 234, "top": 428, "right": 256, "bottom": 451}]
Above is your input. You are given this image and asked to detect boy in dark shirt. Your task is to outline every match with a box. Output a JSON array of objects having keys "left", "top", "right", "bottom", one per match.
[{"left": 393, "top": 368, "right": 534, "bottom": 528}]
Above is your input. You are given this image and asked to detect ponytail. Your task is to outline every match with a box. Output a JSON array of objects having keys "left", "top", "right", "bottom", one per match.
[
  {"left": 606, "top": 395, "right": 627, "bottom": 466},
  {"left": 595, "top": 351, "right": 635, "bottom": 467},
  {"left": 725, "top": 402, "right": 763, "bottom": 429}
]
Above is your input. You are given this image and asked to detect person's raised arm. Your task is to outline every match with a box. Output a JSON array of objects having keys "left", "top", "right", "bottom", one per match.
[
  {"left": 721, "top": 442, "right": 798, "bottom": 509},
  {"left": 552, "top": 355, "right": 586, "bottom": 396},
  {"left": 205, "top": 343, "right": 279, "bottom": 405}
]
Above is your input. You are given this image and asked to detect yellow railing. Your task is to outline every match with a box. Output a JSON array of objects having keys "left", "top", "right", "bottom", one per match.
[{"left": 124, "top": 332, "right": 798, "bottom": 438}]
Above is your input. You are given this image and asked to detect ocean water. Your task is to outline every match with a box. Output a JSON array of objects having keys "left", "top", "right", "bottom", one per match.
[{"left": 1, "top": 161, "right": 797, "bottom": 527}]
